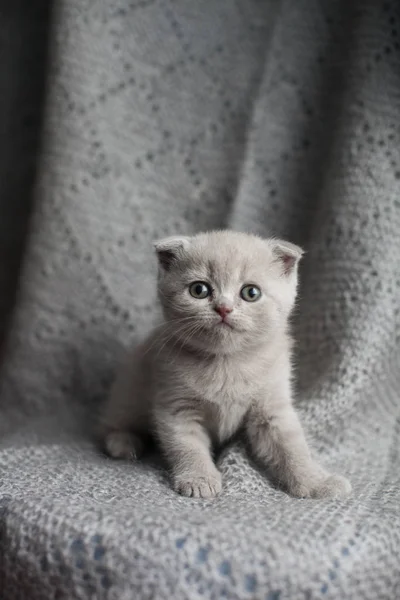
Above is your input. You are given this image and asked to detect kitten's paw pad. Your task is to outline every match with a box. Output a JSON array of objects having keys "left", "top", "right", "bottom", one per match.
[
  {"left": 174, "top": 474, "right": 222, "bottom": 499},
  {"left": 104, "top": 431, "right": 144, "bottom": 460},
  {"left": 311, "top": 474, "right": 352, "bottom": 499}
]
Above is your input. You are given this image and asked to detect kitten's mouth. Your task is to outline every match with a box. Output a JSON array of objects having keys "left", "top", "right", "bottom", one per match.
[{"left": 217, "top": 320, "right": 233, "bottom": 329}]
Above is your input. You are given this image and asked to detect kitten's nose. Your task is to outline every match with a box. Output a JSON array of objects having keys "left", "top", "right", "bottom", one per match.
[{"left": 214, "top": 304, "right": 233, "bottom": 319}]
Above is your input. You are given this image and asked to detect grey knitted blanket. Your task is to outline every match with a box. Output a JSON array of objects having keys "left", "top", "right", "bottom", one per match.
[{"left": 1, "top": 1, "right": 400, "bottom": 598}]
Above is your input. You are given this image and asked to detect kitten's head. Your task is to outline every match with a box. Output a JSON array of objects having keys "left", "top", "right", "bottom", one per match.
[{"left": 154, "top": 230, "right": 303, "bottom": 354}]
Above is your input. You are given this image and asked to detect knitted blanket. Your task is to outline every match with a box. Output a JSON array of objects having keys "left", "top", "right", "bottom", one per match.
[{"left": 1, "top": 1, "right": 399, "bottom": 598}]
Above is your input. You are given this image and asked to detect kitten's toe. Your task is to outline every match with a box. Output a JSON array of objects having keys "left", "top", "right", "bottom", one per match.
[
  {"left": 311, "top": 474, "right": 352, "bottom": 499},
  {"left": 288, "top": 482, "right": 313, "bottom": 499},
  {"left": 104, "top": 431, "right": 144, "bottom": 460},
  {"left": 174, "top": 474, "right": 222, "bottom": 499}
]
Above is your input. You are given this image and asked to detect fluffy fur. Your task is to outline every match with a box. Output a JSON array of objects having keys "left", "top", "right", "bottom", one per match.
[{"left": 98, "top": 230, "right": 351, "bottom": 499}]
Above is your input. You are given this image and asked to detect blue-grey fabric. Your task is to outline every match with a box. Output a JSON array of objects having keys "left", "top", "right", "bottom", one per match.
[{"left": 1, "top": 1, "right": 400, "bottom": 598}]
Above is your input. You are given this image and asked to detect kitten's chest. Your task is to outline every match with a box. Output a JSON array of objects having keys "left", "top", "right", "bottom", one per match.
[
  {"left": 186, "top": 355, "right": 251, "bottom": 399},
  {"left": 185, "top": 355, "right": 257, "bottom": 442}
]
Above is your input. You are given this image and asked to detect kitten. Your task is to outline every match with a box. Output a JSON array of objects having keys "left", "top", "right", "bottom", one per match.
[{"left": 98, "top": 230, "right": 351, "bottom": 499}]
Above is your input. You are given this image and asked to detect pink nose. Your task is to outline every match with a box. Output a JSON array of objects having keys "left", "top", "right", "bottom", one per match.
[{"left": 214, "top": 305, "right": 233, "bottom": 319}]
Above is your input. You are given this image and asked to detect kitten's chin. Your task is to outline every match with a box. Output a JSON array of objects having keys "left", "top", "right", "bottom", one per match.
[
  {"left": 216, "top": 321, "right": 234, "bottom": 330},
  {"left": 194, "top": 326, "right": 249, "bottom": 355},
  {"left": 161, "top": 313, "right": 260, "bottom": 355},
  {"left": 165, "top": 323, "right": 233, "bottom": 355}
]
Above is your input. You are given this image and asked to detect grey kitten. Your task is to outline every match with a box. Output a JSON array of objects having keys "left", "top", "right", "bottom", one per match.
[{"left": 98, "top": 230, "right": 351, "bottom": 500}]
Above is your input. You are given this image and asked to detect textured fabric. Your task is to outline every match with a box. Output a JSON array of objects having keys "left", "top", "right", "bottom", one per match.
[{"left": 1, "top": 1, "right": 400, "bottom": 598}]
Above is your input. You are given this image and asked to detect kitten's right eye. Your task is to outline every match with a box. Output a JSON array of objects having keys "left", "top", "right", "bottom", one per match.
[{"left": 189, "top": 281, "right": 211, "bottom": 299}]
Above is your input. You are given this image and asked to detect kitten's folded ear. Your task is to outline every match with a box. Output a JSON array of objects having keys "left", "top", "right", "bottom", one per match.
[
  {"left": 270, "top": 239, "right": 304, "bottom": 276},
  {"left": 154, "top": 236, "right": 191, "bottom": 270}
]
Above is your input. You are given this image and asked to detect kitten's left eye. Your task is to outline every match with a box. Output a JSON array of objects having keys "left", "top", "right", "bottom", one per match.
[
  {"left": 189, "top": 281, "right": 212, "bottom": 299},
  {"left": 241, "top": 285, "right": 261, "bottom": 302}
]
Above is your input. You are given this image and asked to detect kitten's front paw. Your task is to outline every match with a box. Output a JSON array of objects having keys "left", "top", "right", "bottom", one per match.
[
  {"left": 174, "top": 472, "right": 222, "bottom": 499},
  {"left": 310, "top": 474, "right": 352, "bottom": 499},
  {"left": 289, "top": 474, "right": 351, "bottom": 499}
]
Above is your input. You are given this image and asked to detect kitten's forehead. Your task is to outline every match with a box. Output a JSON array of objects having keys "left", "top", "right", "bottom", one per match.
[{"left": 187, "top": 233, "right": 274, "bottom": 285}]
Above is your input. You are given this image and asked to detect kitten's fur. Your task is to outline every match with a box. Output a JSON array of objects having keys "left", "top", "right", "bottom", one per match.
[{"left": 98, "top": 231, "right": 351, "bottom": 499}]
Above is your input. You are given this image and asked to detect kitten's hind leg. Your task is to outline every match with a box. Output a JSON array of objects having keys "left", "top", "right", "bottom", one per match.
[
  {"left": 104, "top": 430, "right": 145, "bottom": 460},
  {"left": 97, "top": 349, "right": 150, "bottom": 461}
]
